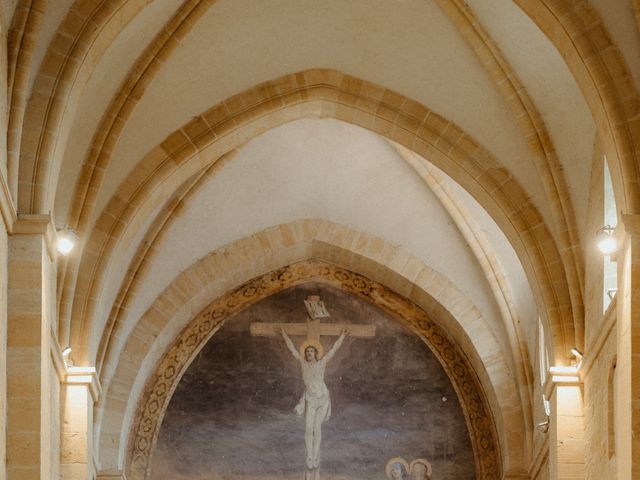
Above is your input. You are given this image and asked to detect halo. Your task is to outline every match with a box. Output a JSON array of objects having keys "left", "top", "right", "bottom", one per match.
[
  {"left": 385, "top": 457, "right": 409, "bottom": 479},
  {"left": 409, "top": 459, "right": 432, "bottom": 478},
  {"left": 299, "top": 339, "right": 324, "bottom": 359}
]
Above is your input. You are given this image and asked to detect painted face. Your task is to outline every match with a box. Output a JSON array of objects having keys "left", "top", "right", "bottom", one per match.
[
  {"left": 391, "top": 463, "right": 404, "bottom": 480},
  {"left": 410, "top": 463, "right": 428, "bottom": 480},
  {"left": 305, "top": 346, "right": 317, "bottom": 361}
]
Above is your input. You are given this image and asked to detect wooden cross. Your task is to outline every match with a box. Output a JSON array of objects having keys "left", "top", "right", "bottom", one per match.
[{"left": 250, "top": 296, "right": 375, "bottom": 343}]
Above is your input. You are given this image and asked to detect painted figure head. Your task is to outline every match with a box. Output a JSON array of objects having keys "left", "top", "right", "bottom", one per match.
[
  {"left": 385, "top": 458, "right": 409, "bottom": 480},
  {"left": 304, "top": 345, "right": 318, "bottom": 361},
  {"left": 409, "top": 459, "right": 432, "bottom": 480},
  {"left": 391, "top": 462, "right": 407, "bottom": 480},
  {"left": 300, "top": 339, "right": 323, "bottom": 361}
]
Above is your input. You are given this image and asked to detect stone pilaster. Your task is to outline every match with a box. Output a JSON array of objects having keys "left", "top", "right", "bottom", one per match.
[
  {"left": 546, "top": 367, "right": 585, "bottom": 479},
  {"left": 7, "top": 216, "right": 56, "bottom": 480},
  {"left": 615, "top": 214, "right": 640, "bottom": 479},
  {"left": 0, "top": 201, "right": 8, "bottom": 480},
  {"left": 61, "top": 367, "right": 101, "bottom": 480}
]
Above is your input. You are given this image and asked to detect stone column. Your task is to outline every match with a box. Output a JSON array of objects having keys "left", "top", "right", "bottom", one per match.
[
  {"left": 616, "top": 214, "right": 640, "bottom": 479},
  {"left": 0, "top": 193, "right": 11, "bottom": 480},
  {"left": 6, "top": 216, "right": 57, "bottom": 480},
  {"left": 546, "top": 368, "right": 585, "bottom": 480},
  {"left": 61, "top": 367, "right": 101, "bottom": 480}
]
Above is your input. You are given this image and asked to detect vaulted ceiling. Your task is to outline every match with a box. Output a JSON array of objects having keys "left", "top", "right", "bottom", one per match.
[{"left": 5, "top": 0, "right": 640, "bottom": 476}]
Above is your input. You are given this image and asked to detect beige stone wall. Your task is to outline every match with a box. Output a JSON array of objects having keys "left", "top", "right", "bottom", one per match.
[
  {"left": 49, "top": 366, "right": 60, "bottom": 480},
  {"left": 582, "top": 142, "right": 619, "bottom": 480},
  {"left": 6, "top": 232, "right": 58, "bottom": 480},
  {"left": 536, "top": 458, "right": 550, "bottom": 480},
  {"left": 0, "top": 220, "right": 7, "bottom": 480},
  {"left": 584, "top": 326, "right": 617, "bottom": 479},
  {"left": 531, "top": 371, "right": 550, "bottom": 479}
]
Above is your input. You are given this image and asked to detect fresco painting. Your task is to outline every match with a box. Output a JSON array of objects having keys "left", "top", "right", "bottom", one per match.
[{"left": 150, "top": 283, "right": 476, "bottom": 479}]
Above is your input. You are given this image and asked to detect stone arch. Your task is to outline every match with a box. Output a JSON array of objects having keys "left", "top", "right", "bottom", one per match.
[
  {"left": 60, "top": 0, "right": 586, "bottom": 357},
  {"left": 55, "top": 0, "right": 214, "bottom": 347},
  {"left": 515, "top": 0, "right": 640, "bottom": 215},
  {"left": 15, "top": 0, "right": 640, "bottom": 222},
  {"left": 15, "top": 0, "right": 209, "bottom": 213},
  {"left": 6, "top": 0, "right": 47, "bottom": 200},
  {"left": 94, "top": 219, "right": 528, "bottom": 478},
  {"left": 125, "top": 261, "right": 502, "bottom": 480},
  {"left": 67, "top": 70, "right": 575, "bottom": 367}
]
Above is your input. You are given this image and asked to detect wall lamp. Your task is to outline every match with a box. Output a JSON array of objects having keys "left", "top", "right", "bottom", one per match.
[
  {"left": 570, "top": 348, "right": 583, "bottom": 360},
  {"left": 62, "top": 346, "right": 73, "bottom": 367},
  {"left": 596, "top": 225, "right": 617, "bottom": 255},
  {"left": 536, "top": 395, "right": 551, "bottom": 434},
  {"left": 56, "top": 225, "right": 79, "bottom": 256}
]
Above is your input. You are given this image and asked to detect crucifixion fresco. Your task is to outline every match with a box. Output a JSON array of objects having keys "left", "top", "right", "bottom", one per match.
[
  {"left": 151, "top": 283, "right": 476, "bottom": 480},
  {"left": 250, "top": 296, "right": 376, "bottom": 479}
]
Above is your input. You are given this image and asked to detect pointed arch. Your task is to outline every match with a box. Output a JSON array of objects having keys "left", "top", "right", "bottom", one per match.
[{"left": 66, "top": 70, "right": 576, "bottom": 366}]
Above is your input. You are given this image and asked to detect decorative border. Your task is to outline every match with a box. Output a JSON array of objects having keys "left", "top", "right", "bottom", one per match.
[{"left": 127, "top": 261, "right": 501, "bottom": 479}]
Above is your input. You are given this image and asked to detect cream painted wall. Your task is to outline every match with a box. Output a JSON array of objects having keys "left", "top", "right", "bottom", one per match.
[
  {"left": 438, "top": 165, "right": 538, "bottom": 358},
  {"left": 91, "top": 119, "right": 507, "bottom": 361},
  {"left": 467, "top": 0, "right": 596, "bottom": 240},
  {"left": 53, "top": 0, "right": 184, "bottom": 225},
  {"left": 78, "top": 0, "right": 553, "bottom": 240}
]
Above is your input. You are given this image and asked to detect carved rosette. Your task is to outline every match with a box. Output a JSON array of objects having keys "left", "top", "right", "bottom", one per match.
[{"left": 127, "top": 261, "right": 501, "bottom": 480}]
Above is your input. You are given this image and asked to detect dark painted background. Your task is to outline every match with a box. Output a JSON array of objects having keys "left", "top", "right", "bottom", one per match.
[{"left": 150, "top": 283, "right": 476, "bottom": 479}]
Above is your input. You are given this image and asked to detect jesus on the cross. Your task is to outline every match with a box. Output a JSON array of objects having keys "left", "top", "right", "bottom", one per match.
[
  {"left": 250, "top": 296, "right": 375, "bottom": 476},
  {"left": 278, "top": 326, "right": 347, "bottom": 470}
]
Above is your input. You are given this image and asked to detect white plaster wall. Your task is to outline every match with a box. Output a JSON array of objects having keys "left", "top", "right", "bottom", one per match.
[
  {"left": 442, "top": 166, "right": 538, "bottom": 361},
  {"left": 87, "top": 198, "right": 163, "bottom": 362},
  {"left": 54, "top": 0, "right": 182, "bottom": 224},
  {"left": 86, "top": 0, "right": 552, "bottom": 241},
  {"left": 468, "top": 0, "right": 596, "bottom": 242},
  {"left": 112, "top": 119, "right": 504, "bottom": 361}
]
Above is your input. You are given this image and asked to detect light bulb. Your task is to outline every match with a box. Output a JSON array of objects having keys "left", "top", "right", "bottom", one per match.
[
  {"left": 596, "top": 225, "right": 617, "bottom": 255},
  {"left": 56, "top": 227, "right": 79, "bottom": 256},
  {"left": 597, "top": 235, "right": 617, "bottom": 255}
]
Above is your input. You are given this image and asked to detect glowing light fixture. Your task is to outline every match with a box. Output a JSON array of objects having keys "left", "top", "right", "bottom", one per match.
[
  {"left": 56, "top": 226, "right": 78, "bottom": 256},
  {"left": 596, "top": 225, "right": 617, "bottom": 255},
  {"left": 62, "top": 347, "right": 72, "bottom": 357},
  {"left": 570, "top": 348, "right": 583, "bottom": 359}
]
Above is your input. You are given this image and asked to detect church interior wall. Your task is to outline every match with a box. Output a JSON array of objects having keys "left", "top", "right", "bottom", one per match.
[
  {"left": 579, "top": 139, "right": 622, "bottom": 480},
  {"left": 2, "top": 1, "right": 640, "bottom": 479},
  {"left": 96, "top": 222, "right": 527, "bottom": 477}
]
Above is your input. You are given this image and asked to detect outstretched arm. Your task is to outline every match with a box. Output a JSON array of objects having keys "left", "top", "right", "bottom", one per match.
[
  {"left": 323, "top": 328, "right": 348, "bottom": 362},
  {"left": 278, "top": 328, "right": 301, "bottom": 361}
]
